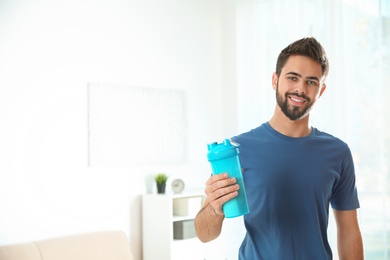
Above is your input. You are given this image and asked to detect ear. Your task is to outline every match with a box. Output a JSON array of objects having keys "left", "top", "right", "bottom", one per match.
[
  {"left": 272, "top": 73, "right": 278, "bottom": 90},
  {"left": 319, "top": 84, "right": 326, "bottom": 97}
]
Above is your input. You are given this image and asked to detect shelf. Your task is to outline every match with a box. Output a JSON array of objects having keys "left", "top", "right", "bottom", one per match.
[
  {"left": 142, "top": 191, "right": 205, "bottom": 260},
  {"left": 142, "top": 191, "right": 244, "bottom": 260},
  {"left": 162, "top": 190, "right": 205, "bottom": 198},
  {"left": 172, "top": 214, "right": 197, "bottom": 222}
]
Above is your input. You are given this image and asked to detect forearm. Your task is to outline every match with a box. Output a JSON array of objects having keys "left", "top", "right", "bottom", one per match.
[
  {"left": 194, "top": 202, "right": 225, "bottom": 243},
  {"left": 334, "top": 209, "right": 364, "bottom": 260},
  {"left": 337, "top": 229, "right": 364, "bottom": 260}
]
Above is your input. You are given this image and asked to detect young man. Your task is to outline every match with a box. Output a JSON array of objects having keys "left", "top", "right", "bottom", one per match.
[{"left": 194, "top": 37, "right": 364, "bottom": 259}]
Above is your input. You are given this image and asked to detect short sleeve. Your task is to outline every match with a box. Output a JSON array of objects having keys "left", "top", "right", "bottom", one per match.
[{"left": 331, "top": 147, "right": 360, "bottom": 210}]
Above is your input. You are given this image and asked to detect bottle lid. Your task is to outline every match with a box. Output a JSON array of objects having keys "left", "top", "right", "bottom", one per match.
[{"left": 207, "top": 139, "right": 240, "bottom": 161}]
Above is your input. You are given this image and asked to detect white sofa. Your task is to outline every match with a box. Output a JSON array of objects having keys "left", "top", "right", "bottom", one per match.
[{"left": 0, "top": 231, "right": 133, "bottom": 260}]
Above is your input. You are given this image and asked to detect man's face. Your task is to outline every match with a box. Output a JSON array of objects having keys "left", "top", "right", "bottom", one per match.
[{"left": 273, "top": 55, "right": 326, "bottom": 121}]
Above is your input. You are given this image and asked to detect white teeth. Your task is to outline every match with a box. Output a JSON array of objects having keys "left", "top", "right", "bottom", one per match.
[{"left": 290, "top": 97, "right": 304, "bottom": 103}]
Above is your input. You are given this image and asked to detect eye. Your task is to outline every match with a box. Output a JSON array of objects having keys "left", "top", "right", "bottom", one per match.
[
  {"left": 307, "top": 80, "right": 319, "bottom": 86},
  {"left": 288, "top": 76, "right": 298, "bottom": 81}
]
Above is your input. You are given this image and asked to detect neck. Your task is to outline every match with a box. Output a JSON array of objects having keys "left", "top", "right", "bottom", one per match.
[{"left": 268, "top": 107, "right": 311, "bottom": 138}]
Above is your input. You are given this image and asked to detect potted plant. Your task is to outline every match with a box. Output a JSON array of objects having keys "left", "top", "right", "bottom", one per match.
[{"left": 155, "top": 173, "right": 168, "bottom": 194}]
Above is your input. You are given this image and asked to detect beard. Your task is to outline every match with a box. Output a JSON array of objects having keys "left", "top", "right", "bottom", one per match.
[{"left": 275, "top": 83, "right": 313, "bottom": 121}]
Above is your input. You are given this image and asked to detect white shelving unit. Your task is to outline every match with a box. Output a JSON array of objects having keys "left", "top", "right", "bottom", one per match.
[{"left": 142, "top": 191, "right": 206, "bottom": 260}]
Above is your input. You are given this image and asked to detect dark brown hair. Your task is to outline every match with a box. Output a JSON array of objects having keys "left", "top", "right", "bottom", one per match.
[{"left": 275, "top": 37, "right": 329, "bottom": 79}]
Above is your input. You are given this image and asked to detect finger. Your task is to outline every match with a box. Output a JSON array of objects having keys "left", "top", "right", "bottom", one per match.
[
  {"left": 207, "top": 183, "right": 239, "bottom": 202},
  {"left": 210, "top": 190, "right": 239, "bottom": 214},
  {"left": 206, "top": 173, "right": 228, "bottom": 185},
  {"left": 214, "top": 183, "right": 239, "bottom": 199},
  {"left": 205, "top": 177, "right": 237, "bottom": 195}
]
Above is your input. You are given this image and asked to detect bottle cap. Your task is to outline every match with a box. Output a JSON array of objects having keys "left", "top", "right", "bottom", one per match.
[{"left": 207, "top": 139, "right": 240, "bottom": 161}]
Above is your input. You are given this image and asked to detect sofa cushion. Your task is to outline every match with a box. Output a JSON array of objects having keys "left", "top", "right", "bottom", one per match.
[
  {"left": 0, "top": 242, "right": 41, "bottom": 260},
  {"left": 35, "top": 231, "right": 133, "bottom": 260},
  {"left": 0, "top": 231, "right": 133, "bottom": 260}
]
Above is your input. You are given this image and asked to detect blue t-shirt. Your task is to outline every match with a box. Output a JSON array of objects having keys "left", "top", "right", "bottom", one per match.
[{"left": 232, "top": 122, "right": 359, "bottom": 260}]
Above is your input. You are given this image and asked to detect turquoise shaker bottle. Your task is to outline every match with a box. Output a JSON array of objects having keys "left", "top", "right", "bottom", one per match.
[{"left": 207, "top": 139, "right": 249, "bottom": 218}]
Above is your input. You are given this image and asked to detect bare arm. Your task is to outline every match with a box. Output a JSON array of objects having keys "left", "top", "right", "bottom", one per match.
[
  {"left": 194, "top": 173, "right": 239, "bottom": 242},
  {"left": 333, "top": 209, "right": 364, "bottom": 260}
]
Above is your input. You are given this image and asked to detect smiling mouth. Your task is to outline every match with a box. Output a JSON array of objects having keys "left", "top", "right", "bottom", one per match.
[{"left": 288, "top": 95, "right": 307, "bottom": 105}]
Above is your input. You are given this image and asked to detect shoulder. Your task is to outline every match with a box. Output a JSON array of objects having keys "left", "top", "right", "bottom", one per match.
[
  {"left": 312, "top": 128, "right": 348, "bottom": 145},
  {"left": 232, "top": 123, "right": 270, "bottom": 143},
  {"left": 311, "top": 128, "right": 352, "bottom": 157}
]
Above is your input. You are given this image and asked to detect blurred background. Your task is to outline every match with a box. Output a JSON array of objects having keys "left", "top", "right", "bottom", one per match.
[{"left": 0, "top": 0, "right": 389, "bottom": 259}]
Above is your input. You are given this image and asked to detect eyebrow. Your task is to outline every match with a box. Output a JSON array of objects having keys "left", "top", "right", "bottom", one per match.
[{"left": 285, "top": 71, "right": 320, "bottom": 82}]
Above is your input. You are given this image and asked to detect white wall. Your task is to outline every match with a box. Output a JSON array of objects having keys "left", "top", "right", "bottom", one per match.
[{"left": 0, "top": 1, "right": 241, "bottom": 259}]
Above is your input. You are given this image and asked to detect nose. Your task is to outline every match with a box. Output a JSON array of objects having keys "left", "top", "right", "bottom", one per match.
[{"left": 294, "top": 81, "right": 306, "bottom": 95}]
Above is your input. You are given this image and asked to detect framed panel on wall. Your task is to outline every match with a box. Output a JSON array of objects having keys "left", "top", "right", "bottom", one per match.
[{"left": 87, "top": 83, "right": 188, "bottom": 167}]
